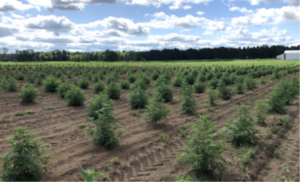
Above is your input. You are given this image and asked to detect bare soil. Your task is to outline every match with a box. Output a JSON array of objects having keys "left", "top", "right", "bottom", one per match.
[{"left": 0, "top": 72, "right": 299, "bottom": 181}]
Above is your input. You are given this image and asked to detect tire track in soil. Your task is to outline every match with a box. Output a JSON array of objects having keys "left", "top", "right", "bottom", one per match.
[
  {"left": 255, "top": 103, "right": 300, "bottom": 182},
  {"left": 0, "top": 73, "right": 296, "bottom": 181},
  {"left": 71, "top": 79, "right": 279, "bottom": 181},
  {"left": 99, "top": 76, "right": 294, "bottom": 181}
]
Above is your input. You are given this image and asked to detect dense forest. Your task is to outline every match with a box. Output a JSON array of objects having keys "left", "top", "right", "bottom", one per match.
[{"left": 0, "top": 45, "right": 299, "bottom": 62}]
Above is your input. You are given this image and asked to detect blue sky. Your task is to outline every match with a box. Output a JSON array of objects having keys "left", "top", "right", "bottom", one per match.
[{"left": 0, "top": 0, "right": 299, "bottom": 53}]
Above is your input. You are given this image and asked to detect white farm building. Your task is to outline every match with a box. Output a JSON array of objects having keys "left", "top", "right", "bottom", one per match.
[{"left": 276, "top": 50, "right": 300, "bottom": 60}]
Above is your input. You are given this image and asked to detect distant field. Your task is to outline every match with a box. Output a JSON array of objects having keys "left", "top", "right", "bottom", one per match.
[
  {"left": 0, "top": 59, "right": 298, "bottom": 67},
  {"left": 0, "top": 60, "right": 299, "bottom": 181}
]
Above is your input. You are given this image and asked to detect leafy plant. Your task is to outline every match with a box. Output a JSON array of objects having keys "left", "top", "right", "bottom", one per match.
[
  {"left": 128, "top": 86, "right": 149, "bottom": 108},
  {"left": 174, "top": 174, "right": 200, "bottom": 182},
  {"left": 268, "top": 80, "right": 297, "bottom": 114},
  {"left": 244, "top": 76, "right": 256, "bottom": 90},
  {"left": 93, "top": 81, "right": 105, "bottom": 93},
  {"left": 7, "top": 77, "right": 18, "bottom": 91},
  {"left": 282, "top": 166, "right": 294, "bottom": 182},
  {"left": 44, "top": 76, "right": 60, "bottom": 92},
  {"left": 0, "top": 127, "right": 51, "bottom": 181},
  {"left": 153, "top": 84, "right": 173, "bottom": 103},
  {"left": 179, "top": 115, "right": 226, "bottom": 176},
  {"left": 14, "top": 111, "right": 23, "bottom": 116},
  {"left": 35, "top": 76, "right": 43, "bottom": 85},
  {"left": 217, "top": 79, "right": 232, "bottom": 100},
  {"left": 144, "top": 99, "right": 170, "bottom": 126},
  {"left": 279, "top": 116, "right": 292, "bottom": 129},
  {"left": 26, "top": 110, "right": 34, "bottom": 115},
  {"left": 110, "top": 157, "right": 119, "bottom": 165},
  {"left": 151, "top": 71, "right": 159, "bottom": 80},
  {"left": 130, "top": 78, "right": 148, "bottom": 91},
  {"left": 254, "top": 100, "right": 269, "bottom": 125},
  {"left": 19, "top": 84, "right": 38, "bottom": 103},
  {"left": 235, "top": 76, "right": 244, "bottom": 94},
  {"left": 206, "top": 71, "right": 214, "bottom": 81},
  {"left": 86, "top": 93, "right": 113, "bottom": 120},
  {"left": 86, "top": 103, "right": 123, "bottom": 148},
  {"left": 198, "top": 74, "right": 206, "bottom": 82},
  {"left": 106, "top": 82, "right": 121, "bottom": 99},
  {"left": 14, "top": 71, "right": 25, "bottom": 80},
  {"left": 160, "top": 133, "right": 170, "bottom": 142},
  {"left": 79, "top": 77, "right": 90, "bottom": 89},
  {"left": 127, "top": 74, "right": 136, "bottom": 83},
  {"left": 274, "top": 149, "right": 280, "bottom": 158},
  {"left": 271, "top": 71, "right": 279, "bottom": 80},
  {"left": 106, "top": 74, "right": 117, "bottom": 84},
  {"left": 225, "top": 105, "right": 259, "bottom": 146},
  {"left": 179, "top": 85, "right": 197, "bottom": 113},
  {"left": 78, "top": 165, "right": 104, "bottom": 182},
  {"left": 172, "top": 76, "right": 183, "bottom": 87},
  {"left": 184, "top": 74, "right": 196, "bottom": 85},
  {"left": 264, "top": 126, "right": 272, "bottom": 139},
  {"left": 178, "top": 125, "right": 189, "bottom": 138},
  {"left": 259, "top": 77, "right": 266, "bottom": 84},
  {"left": 208, "top": 76, "right": 218, "bottom": 89},
  {"left": 57, "top": 82, "right": 72, "bottom": 98},
  {"left": 193, "top": 81, "right": 206, "bottom": 93},
  {"left": 239, "top": 146, "right": 255, "bottom": 164},
  {"left": 207, "top": 88, "right": 218, "bottom": 105},
  {"left": 65, "top": 85, "right": 85, "bottom": 106},
  {"left": 120, "top": 80, "right": 130, "bottom": 90}
]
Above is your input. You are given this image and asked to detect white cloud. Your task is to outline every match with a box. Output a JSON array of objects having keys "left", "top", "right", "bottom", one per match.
[
  {"left": 204, "top": 20, "right": 226, "bottom": 31},
  {"left": 121, "top": 0, "right": 213, "bottom": 7},
  {"left": 219, "top": 27, "right": 299, "bottom": 46},
  {"left": 82, "top": 16, "right": 149, "bottom": 36},
  {"left": 169, "top": 2, "right": 192, "bottom": 10},
  {"left": 248, "top": 0, "right": 281, "bottom": 5},
  {"left": 0, "top": 0, "right": 298, "bottom": 52},
  {"left": 16, "top": 34, "right": 74, "bottom": 44},
  {"left": 196, "top": 11, "right": 205, "bottom": 15},
  {"left": 23, "top": 15, "right": 84, "bottom": 35},
  {"left": 180, "top": 29, "right": 191, "bottom": 32},
  {"left": 152, "top": 12, "right": 169, "bottom": 19},
  {"left": 141, "top": 14, "right": 205, "bottom": 29},
  {"left": 27, "top": 0, "right": 117, "bottom": 12},
  {"left": 24, "top": 0, "right": 215, "bottom": 12},
  {"left": 203, "top": 31, "right": 213, "bottom": 35},
  {"left": 241, "top": 0, "right": 299, "bottom": 6},
  {"left": 0, "top": 26, "right": 298, "bottom": 53},
  {"left": 24, "top": 0, "right": 214, "bottom": 12},
  {"left": 284, "top": 0, "right": 299, "bottom": 6},
  {"left": 0, "top": 23, "right": 19, "bottom": 37},
  {"left": 0, "top": 0, "right": 36, "bottom": 12},
  {"left": 232, "top": 16, "right": 268, "bottom": 26},
  {"left": 149, "top": 33, "right": 201, "bottom": 43},
  {"left": 141, "top": 13, "right": 230, "bottom": 34},
  {"left": 10, "top": 13, "right": 25, "bottom": 19},
  {"left": 229, "top": 7, "right": 253, "bottom": 13},
  {"left": 232, "top": 6, "right": 300, "bottom": 26},
  {"left": 87, "top": 30, "right": 127, "bottom": 37}
]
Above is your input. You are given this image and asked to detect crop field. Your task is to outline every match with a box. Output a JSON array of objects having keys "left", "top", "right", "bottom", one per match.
[{"left": 0, "top": 60, "right": 299, "bottom": 181}]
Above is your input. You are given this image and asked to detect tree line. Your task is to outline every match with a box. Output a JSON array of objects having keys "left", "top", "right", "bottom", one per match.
[{"left": 0, "top": 45, "right": 299, "bottom": 62}]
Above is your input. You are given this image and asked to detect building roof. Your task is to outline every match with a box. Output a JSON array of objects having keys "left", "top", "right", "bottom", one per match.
[{"left": 284, "top": 50, "right": 300, "bottom": 54}]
